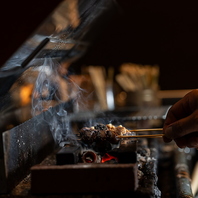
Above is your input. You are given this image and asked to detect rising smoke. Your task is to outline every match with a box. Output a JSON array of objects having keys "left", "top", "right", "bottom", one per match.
[{"left": 31, "top": 58, "right": 82, "bottom": 145}]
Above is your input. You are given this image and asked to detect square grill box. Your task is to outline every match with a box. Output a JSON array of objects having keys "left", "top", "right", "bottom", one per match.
[{"left": 0, "top": 104, "right": 194, "bottom": 198}]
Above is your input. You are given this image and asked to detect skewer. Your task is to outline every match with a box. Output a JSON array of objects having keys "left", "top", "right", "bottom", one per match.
[
  {"left": 117, "top": 134, "right": 164, "bottom": 138},
  {"left": 129, "top": 128, "right": 163, "bottom": 132}
]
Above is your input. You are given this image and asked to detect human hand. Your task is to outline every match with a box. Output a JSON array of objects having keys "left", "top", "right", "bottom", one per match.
[{"left": 163, "top": 89, "right": 198, "bottom": 148}]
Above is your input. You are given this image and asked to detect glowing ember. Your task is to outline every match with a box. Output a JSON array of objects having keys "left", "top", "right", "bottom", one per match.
[{"left": 101, "top": 153, "right": 118, "bottom": 163}]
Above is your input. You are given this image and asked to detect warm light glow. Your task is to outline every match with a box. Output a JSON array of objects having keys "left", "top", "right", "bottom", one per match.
[
  {"left": 19, "top": 84, "right": 34, "bottom": 106},
  {"left": 101, "top": 153, "right": 118, "bottom": 163}
]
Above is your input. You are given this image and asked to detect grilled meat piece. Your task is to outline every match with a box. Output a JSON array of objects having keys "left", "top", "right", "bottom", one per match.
[
  {"left": 79, "top": 123, "right": 131, "bottom": 145},
  {"left": 94, "top": 123, "right": 107, "bottom": 131},
  {"left": 79, "top": 127, "right": 97, "bottom": 144}
]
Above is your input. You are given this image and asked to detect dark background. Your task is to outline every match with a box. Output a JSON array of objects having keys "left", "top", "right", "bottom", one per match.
[
  {"left": 75, "top": 0, "right": 198, "bottom": 90},
  {"left": 1, "top": 0, "right": 198, "bottom": 90},
  {"left": 0, "top": 0, "right": 62, "bottom": 68}
]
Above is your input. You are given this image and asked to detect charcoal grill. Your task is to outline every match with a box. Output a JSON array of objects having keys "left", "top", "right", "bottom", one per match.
[
  {"left": 0, "top": 0, "right": 195, "bottom": 197},
  {"left": 0, "top": 103, "right": 194, "bottom": 198}
]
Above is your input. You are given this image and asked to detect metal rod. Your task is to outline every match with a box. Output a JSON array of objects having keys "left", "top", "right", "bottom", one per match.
[
  {"left": 21, "top": 38, "right": 50, "bottom": 68},
  {"left": 174, "top": 148, "right": 193, "bottom": 198}
]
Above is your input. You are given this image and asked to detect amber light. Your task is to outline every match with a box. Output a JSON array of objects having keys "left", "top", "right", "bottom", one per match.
[
  {"left": 101, "top": 153, "right": 118, "bottom": 163},
  {"left": 19, "top": 84, "right": 34, "bottom": 106}
]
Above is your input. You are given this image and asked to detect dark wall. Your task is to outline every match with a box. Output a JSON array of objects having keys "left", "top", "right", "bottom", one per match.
[
  {"left": 74, "top": 0, "right": 198, "bottom": 90},
  {"left": 0, "top": 0, "right": 62, "bottom": 67},
  {"left": 2, "top": 0, "right": 198, "bottom": 90}
]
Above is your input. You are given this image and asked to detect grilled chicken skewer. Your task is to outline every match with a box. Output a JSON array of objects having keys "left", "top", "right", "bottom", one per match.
[{"left": 79, "top": 124, "right": 164, "bottom": 145}]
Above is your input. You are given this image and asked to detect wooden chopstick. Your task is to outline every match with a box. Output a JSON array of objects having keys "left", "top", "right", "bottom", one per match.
[
  {"left": 129, "top": 128, "right": 163, "bottom": 132},
  {"left": 117, "top": 134, "right": 164, "bottom": 138}
]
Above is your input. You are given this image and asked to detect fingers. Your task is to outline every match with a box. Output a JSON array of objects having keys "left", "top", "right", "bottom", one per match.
[
  {"left": 162, "top": 90, "right": 198, "bottom": 148},
  {"left": 174, "top": 132, "right": 198, "bottom": 148},
  {"left": 164, "top": 109, "right": 198, "bottom": 140},
  {"left": 162, "top": 135, "right": 172, "bottom": 143},
  {"left": 164, "top": 90, "right": 198, "bottom": 127}
]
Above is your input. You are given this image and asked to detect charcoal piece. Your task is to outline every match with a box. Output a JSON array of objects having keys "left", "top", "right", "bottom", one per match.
[
  {"left": 56, "top": 146, "right": 80, "bottom": 165},
  {"left": 103, "top": 159, "right": 118, "bottom": 164},
  {"left": 81, "top": 150, "right": 100, "bottom": 163},
  {"left": 93, "top": 140, "right": 112, "bottom": 153},
  {"left": 108, "top": 140, "right": 137, "bottom": 163},
  {"left": 118, "top": 143, "right": 137, "bottom": 163}
]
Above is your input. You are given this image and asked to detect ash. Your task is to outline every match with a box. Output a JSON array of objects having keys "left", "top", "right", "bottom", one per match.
[{"left": 136, "top": 139, "right": 161, "bottom": 198}]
